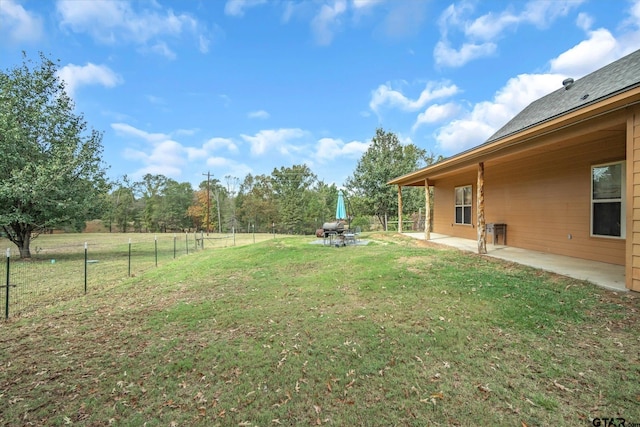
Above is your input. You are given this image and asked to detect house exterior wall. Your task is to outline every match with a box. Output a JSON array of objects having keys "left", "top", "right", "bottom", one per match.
[
  {"left": 627, "top": 106, "right": 640, "bottom": 291},
  {"left": 432, "top": 132, "right": 626, "bottom": 265}
]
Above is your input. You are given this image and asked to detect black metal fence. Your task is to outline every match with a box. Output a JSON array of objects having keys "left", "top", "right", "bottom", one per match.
[{"left": 0, "top": 232, "right": 212, "bottom": 319}]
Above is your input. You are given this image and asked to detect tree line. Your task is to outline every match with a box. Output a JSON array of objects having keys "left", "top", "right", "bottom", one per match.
[
  {"left": 0, "top": 53, "right": 441, "bottom": 258},
  {"left": 102, "top": 166, "right": 341, "bottom": 236}
]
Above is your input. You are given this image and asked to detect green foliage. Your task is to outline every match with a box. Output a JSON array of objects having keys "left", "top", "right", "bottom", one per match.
[
  {"left": 346, "top": 128, "right": 442, "bottom": 229},
  {"left": 133, "top": 174, "right": 194, "bottom": 232},
  {"left": 236, "top": 173, "right": 277, "bottom": 233},
  {"left": 271, "top": 164, "right": 319, "bottom": 234},
  {"left": 0, "top": 52, "right": 108, "bottom": 257}
]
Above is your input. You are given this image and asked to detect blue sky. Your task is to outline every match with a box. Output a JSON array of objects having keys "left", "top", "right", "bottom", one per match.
[{"left": 1, "top": 0, "right": 639, "bottom": 188}]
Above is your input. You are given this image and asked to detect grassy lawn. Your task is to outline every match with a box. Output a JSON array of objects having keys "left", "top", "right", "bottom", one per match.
[
  {"left": 0, "top": 233, "right": 638, "bottom": 426},
  {"left": 0, "top": 232, "right": 277, "bottom": 317}
]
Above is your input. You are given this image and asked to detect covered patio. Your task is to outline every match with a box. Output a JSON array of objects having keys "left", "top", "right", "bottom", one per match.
[{"left": 404, "top": 232, "right": 626, "bottom": 292}]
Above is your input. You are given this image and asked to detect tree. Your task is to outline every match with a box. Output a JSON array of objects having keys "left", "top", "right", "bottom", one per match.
[
  {"left": 0, "top": 53, "right": 108, "bottom": 257},
  {"left": 157, "top": 179, "right": 193, "bottom": 232},
  {"left": 271, "top": 164, "right": 317, "bottom": 234},
  {"left": 188, "top": 178, "right": 225, "bottom": 233},
  {"left": 345, "top": 128, "right": 440, "bottom": 230},
  {"left": 103, "top": 176, "right": 138, "bottom": 233},
  {"left": 135, "top": 173, "right": 168, "bottom": 232},
  {"left": 236, "top": 174, "right": 277, "bottom": 233},
  {"left": 224, "top": 175, "right": 239, "bottom": 232}
]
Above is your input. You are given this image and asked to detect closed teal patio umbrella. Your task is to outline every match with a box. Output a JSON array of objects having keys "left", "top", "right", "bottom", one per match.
[{"left": 336, "top": 190, "right": 347, "bottom": 220}]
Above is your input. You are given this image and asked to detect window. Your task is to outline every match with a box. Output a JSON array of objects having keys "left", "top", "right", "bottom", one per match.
[
  {"left": 591, "top": 161, "right": 625, "bottom": 238},
  {"left": 455, "top": 185, "right": 472, "bottom": 225}
]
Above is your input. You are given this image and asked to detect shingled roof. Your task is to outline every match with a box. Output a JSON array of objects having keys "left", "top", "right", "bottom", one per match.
[{"left": 487, "top": 48, "right": 640, "bottom": 144}]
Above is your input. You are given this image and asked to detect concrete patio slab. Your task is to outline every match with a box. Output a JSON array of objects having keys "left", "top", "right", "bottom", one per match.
[{"left": 404, "top": 232, "right": 627, "bottom": 292}]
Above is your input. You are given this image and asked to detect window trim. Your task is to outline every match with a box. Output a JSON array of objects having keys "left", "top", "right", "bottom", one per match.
[
  {"left": 590, "top": 160, "right": 625, "bottom": 239},
  {"left": 454, "top": 185, "right": 473, "bottom": 226}
]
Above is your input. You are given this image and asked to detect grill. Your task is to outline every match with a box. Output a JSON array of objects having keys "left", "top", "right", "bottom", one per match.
[{"left": 319, "top": 222, "right": 344, "bottom": 237}]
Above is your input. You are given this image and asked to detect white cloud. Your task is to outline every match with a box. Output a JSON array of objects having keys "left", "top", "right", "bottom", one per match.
[
  {"left": 206, "top": 157, "right": 252, "bottom": 179},
  {"left": 248, "top": 110, "right": 270, "bottom": 119},
  {"left": 433, "top": 40, "right": 496, "bottom": 68},
  {"left": 412, "top": 102, "right": 461, "bottom": 131},
  {"left": 549, "top": 28, "right": 620, "bottom": 77},
  {"left": 184, "top": 137, "right": 236, "bottom": 161},
  {"left": 123, "top": 140, "right": 186, "bottom": 179},
  {"left": 435, "top": 119, "right": 496, "bottom": 154},
  {"left": 185, "top": 147, "right": 207, "bottom": 161},
  {"left": 464, "top": 1, "right": 582, "bottom": 41},
  {"left": 430, "top": 1, "right": 640, "bottom": 155},
  {"left": 311, "top": 0, "right": 347, "bottom": 45},
  {"left": 56, "top": 63, "right": 123, "bottom": 97},
  {"left": 241, "top": 128, "right": 308, "bottom": 156},
  {"left": 352, "top": 0, "right": 385, "bottom": 10},
  {"left": 370, "top": 80, "right": 460, "bottom": 114},
  {"left": 56, "top": 0, "right": 208, "bottom": 58},
  {"left": 199, "top": 34, "right": 210, "bottom": 53},
  {"left": 224, "top": 0, "right": 267, "bottom": 17},
  {"left": 113, "top": 123, "right": 249, "bottom": 180},
  {"left": 204, "top": 137, "right": 238, "bottom": 152},
  {"left": 315, "top": 137, "right": 369, "bottom": 162},
  {"left": 150, "top": 41, "right": 176, "bottom": 60},
  {"left": 114, "top": 123, "right": 192, "bottom": 178},
  {"left": 112, "top": 123, "right": 170, "bottom": 143},
  {"left": 576, "top": 12, "right": 593, "bottom": 31},
  {"left": 435, "top": 0, "right": 583, "bottom": 68},
  {"left": 434, "top": 73, "right": 564, "bottom": 153},
  {"left": 0, "top": 0, "right": 43, "bottom": 44}
]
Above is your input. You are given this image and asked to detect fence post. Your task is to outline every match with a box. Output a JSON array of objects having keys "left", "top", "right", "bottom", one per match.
[
  {"left": 128, "top": 238, "right": 132, "bottom": 277},
  {"left": 201, "top": 231, "right": 204, "bottom": 249},
  {"left": 84, "top": 242, "right": 88, "bottom": 294},
  {"left": 185, "top": 233, "right": 189, "bottom": 255},
  {"left": 233, "top": 226, "right": 236, "bottom": 246},
  {"left": 154, "top": 235, "right": 158, "bottom": 267},
  {"left": 173, "top": 234, "right": 176, "bottom": 259},
  {"left": 5, "top": 248, "right": 9, "bottom": 320}
]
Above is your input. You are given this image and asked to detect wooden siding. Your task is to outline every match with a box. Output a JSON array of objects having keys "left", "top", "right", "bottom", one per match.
[
  {"left": 432, "top": 131, "right": 626, "bottom": 265},
  {"left": 627, "top": 107, "right": 640, "bottom": 291}
]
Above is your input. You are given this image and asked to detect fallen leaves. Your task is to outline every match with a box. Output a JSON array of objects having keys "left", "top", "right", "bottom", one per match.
[
  {"left": 477, "top": 384, "right": 491, "bottom": 393},
  {"left": 420, "top": 391, "right": 444, "bottom": 406},
  {"left": 552, "top": 381, "right": 572, "bottom": 393}
]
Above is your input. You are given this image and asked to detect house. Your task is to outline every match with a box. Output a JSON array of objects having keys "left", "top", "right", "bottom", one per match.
[{"left": 388, "top": 49, "right": 640, "bottom": 292}]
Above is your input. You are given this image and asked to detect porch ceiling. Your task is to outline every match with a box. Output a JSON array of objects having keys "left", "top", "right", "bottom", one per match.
[{"left": 391, "top": 110, "right": 628, "bottom": 187}]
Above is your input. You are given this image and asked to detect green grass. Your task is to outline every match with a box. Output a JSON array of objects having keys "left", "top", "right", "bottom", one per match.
[
  {"left": 0, "top": 232, "right": 639, "bottom": 426},
  {"left": 0, "top": 232, "right": 278, "bottom": 317}
]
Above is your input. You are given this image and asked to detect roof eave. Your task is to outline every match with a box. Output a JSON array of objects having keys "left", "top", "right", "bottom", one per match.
[{"left": 388, "top": 86, "right": 640, "bottom": 187}]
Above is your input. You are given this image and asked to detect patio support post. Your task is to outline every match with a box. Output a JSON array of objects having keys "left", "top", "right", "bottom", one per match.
[
  {"left": 424, "top": 179, "right": 431, "bottom": 240},
  {"left": 397, "top": 186, "right": 403, "bottom": 233},
  {"left": 477, "top": 162, "right": 487, "bottom": 254}
]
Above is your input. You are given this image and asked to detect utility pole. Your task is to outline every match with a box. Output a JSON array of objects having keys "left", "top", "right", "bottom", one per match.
[{"left": 202, "top": 171, "right": 211, "bottom": 235}]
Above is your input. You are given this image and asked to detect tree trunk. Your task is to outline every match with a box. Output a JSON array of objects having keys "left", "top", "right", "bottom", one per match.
[{"left": 3, "top": 223, "right": 33, "bottom": 258}]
